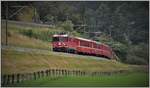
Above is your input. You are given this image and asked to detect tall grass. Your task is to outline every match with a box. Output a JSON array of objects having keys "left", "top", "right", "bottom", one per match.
[{"left": 2, "top": 49, "right": 130, "bottom": 75}]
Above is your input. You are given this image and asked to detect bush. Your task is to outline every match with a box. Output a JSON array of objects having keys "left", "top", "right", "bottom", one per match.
[
  {"left": 126, "top": 43, "right": 149, "bottom": 65},
  {"left": 19, "top": 29, "right": 65, "bottom": 42},
  {"left": 110, "top": 42, "right": 128, "bottom": 62},
  {"left": 126, "top": 54, "right": 147, "bottom": 65},
  {"left": 60, "top": 20, "right": 74, "bottom": 32},
  {"left": 20, "top": 29, "right": 33, "bottom": 38},
  {"left": 96, "top": 34, "right": 128, "bottom": 62}
]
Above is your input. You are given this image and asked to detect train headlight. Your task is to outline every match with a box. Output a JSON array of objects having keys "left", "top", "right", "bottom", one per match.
[
  {"left": 61, "top": 42, "right": 66, "bottom": 46},
  {"left": 58, "top": 42, "right": 61, "bottom": 46}
]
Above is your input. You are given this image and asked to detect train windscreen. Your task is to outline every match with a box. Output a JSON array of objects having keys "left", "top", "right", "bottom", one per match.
[{"left": 52, "top": 37, "right": 68, "bottom": 42}]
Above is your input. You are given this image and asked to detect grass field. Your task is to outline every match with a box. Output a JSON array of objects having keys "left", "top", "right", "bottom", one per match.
[
  {"left": 2, "top": 49, "right": 131, "bottom": 75},
  {"left": 1, "top": 21, "right": 149, "bottom": 87},
  {"left": 1, "top": 21, "right": 63, "bottom": 50},
  {"left": 9, "top": 72, "right": 149, "bottom": 87}
]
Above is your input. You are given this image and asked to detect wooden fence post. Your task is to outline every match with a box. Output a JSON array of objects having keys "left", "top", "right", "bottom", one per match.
[
  {"left": 27, "top": 73, "right": 30, "bottom": 80},
  {"left": 16, "top": 74, "right": 20, "bottom": 83},
  {"left": 50, "top": 69, "right": 52, "bottom": 76},
  {"left": 59, "top": 69, "right": 61, "bottom": 76},
  {"left": 70, "top": 70, "right": 73, "bottom": 76},
  {"left": 62, "top": 69, "right": 64, "bottom": 76},
  {"left": 65, "top": 69, "right": 68, "bottom": 76},
  {"left": 38, "top": 71, "right": 41, "bottom": 78},
  {"left": 2, "top": 75, "right": 6, "bottom": 86},
  {"left": 77, "top": 70, "right": 79, "bottom": 76},
  {"left": 46, "top": 70, "right": 48, "bottom": 76},
  {"left": 79, "top": 70, "right": 81, "bottom": 76},
  {"left": 58, "top": 69, "right": 60, "bottom": 76},
  {"left": 81, "top": 71, "right": 83, "bottom": 76},
  {"left": 21, "top": 74, "right": 24, "bottom": 82},
  {"left": 11, "top": 74, "right": 15, "bottom": 84},
  {"left": 61, "top": 69, "right": 63, "bottom": 76},
  {"left": 48, "top": 69, "right": 50, "bottom": 76},
  {"left": 7, "top": 75, "right": 10, "bottom": 85},
  {"left": 24, "top": 73, "right": 28, "bottom": 80},
  {"left": 72, "top": 70, "right": 75, "bottom": 76},
  {"left": 33, "top": 72, "right": 35, "bottom": 80},
  {"left": 29, "top": 73, "right": 33, "bottom": 80},
  {"left": 64, "top": 69, "right": 67, "bottom": 76},
  {"left": 83, "top": 72, "right": 85, "bottom": 76},
  {"left": 52, "top": 69, "right": 55, "bottom": 76},
  {"left": 67, "top": 70, "right": 69, "bottom": 76},
  {"left": 56, "top": 69, "right": 59, "bottom": 77},
  {"left": 39, "top": 71, "right": 42, "bottom": 78},
  {"left": 66, "top": 70, "right": 68, "bottom": 76},
  {"left": 41, "top": 71, "right": 44, "bottom": 77},
  {"left": 68, "top": 70, "right": 71, "bottom": 76}
]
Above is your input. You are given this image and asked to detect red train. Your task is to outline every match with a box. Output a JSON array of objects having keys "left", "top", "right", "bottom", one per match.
[{"left": 52, "top": 34, "right": 115, "bottom": 59}]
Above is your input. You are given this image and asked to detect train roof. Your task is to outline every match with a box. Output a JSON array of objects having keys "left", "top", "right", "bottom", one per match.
[
  {"left": 75, "top": 37, "right": 109, "bottom": 47},
  {"left": 53, "top": 34, "right": 68, "bottom": 37},
  {"left": 75, "top": 37, "right": 94, "bottom": 42},
  {"left": 52, "top": 34, "right": 109, "bottom": 47}
]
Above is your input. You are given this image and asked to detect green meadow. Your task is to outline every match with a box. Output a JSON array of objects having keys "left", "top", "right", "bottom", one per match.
[{"left": 9, "top": 72, "right": 148, "bottom": 87}]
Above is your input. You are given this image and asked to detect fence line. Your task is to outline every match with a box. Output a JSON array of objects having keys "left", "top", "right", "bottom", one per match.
[
  {"left": 2, "top": 20, "right": 53, "bottom": 29},
  {"left": 1, "top": 68, "right": 128, "bottom": 86}
]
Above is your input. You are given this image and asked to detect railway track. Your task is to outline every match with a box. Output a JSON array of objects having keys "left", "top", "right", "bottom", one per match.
[{"left": 2, "top": 45, "right": 108, "bottom": 61}]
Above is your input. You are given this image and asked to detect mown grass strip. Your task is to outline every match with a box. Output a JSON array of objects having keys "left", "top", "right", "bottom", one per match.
[{"left": 8, "top": 72, "right": 148, "bottom": 87}]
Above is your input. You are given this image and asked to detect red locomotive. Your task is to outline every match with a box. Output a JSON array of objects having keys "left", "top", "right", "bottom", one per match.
[{"left": 52, "top": 34, "right": 114, "bottom": 59}]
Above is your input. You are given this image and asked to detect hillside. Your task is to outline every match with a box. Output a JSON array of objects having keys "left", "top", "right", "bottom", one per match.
[
  {"left": 1, "top": 21, "right": 131, "bottom": 75},
  {"left": 1, "top": 20, "right": 58, "bottom": 49},
  {"left": 2, "top": 48, "right": 129, "bottom": 75},
  {"left": 1, "top": 20, "right": 148, "bottom": 75},
  {"left": 1, "top": 2, "right": 149, "bottom": 87}
]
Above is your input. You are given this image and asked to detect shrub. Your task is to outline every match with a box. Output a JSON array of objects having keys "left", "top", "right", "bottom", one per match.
[
  {"left": 21, "top": 29, "right": 33, "bottom": 38},
  {"left": 60, "top": 20, "right": 74, "bottom": 32},
  {"left": 110, "top": 42, "right": 128, "bottom": 62},
  {"left": 126, "top": 43, "right": 149, "bottom": 65},
  {"left": 19, "top": 29, "right": 66, "bottom": 42}
]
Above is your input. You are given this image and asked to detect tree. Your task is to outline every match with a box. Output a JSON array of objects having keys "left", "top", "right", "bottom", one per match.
[
  {"left": 95, "top": 3, "right": 112, "bottom": 35},
  {"left": 60, "top": 20, "right": 74, "bottom": 33}
]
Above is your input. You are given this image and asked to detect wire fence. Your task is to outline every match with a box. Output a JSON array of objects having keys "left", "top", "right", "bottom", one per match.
[
  {"left": 1, "top": 68, "right": 128, "bottom": 86},
  {"left": 2, "top": 20, "right": 53, "bottom": 29}
]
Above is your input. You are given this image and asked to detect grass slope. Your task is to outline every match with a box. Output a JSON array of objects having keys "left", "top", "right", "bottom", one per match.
[
  {"left": 9, "top": 32, "right": 51, "bottom": 50},
  {"left": 2, "top": 49, "right": 130, "bottom": 75},
  {"left": 1, "top": 21, "right": 63, "bottom": 49}
]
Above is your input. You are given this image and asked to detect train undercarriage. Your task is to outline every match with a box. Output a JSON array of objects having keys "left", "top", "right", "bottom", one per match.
[{"left": 53, "top": 47, "right": 111, "bottom": 59}]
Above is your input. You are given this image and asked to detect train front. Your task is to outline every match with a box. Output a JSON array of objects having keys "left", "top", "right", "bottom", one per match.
[{"left": 52, "top": 34, "right": 68, "bottom": 52}]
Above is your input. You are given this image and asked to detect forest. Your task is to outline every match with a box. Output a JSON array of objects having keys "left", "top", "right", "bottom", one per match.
[{"left": 1, "top": 1, "right": 149, "bottom": 65}]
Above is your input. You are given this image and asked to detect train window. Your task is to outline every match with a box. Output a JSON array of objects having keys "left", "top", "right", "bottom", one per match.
[
  {"left": 60, "top": 37, "right": 68, "bottom": 42},
  {"left": 102, "top": 45, "right": 109, "bottom": 51},
  {"left": 80, "top": 40, "right": 90, "bottom": 47},
  {"left": 93, "top": 43, "right": 98, "bottom": 48},
  {"left": 98, "top": 45, "right": 102, "bottom": 49},
  {"left": 89, "top": 42, "right": 92, "bottom": 47},
  {"left": 52, "top": 37, "right": 68, "bottom": 42}
]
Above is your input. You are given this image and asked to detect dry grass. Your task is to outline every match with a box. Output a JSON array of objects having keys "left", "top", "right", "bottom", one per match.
[
  {"left": 8, "top": 31, "right": 51, "bottom": 50},
  {"left": 2, "top": 49, "right": 130, "bottom": 75},
  {"left": 1, "top": 22, "right": 61, "bottom": 49},
  {"left": 1, "top": 27, "right": 51, "bottom": 50}
]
